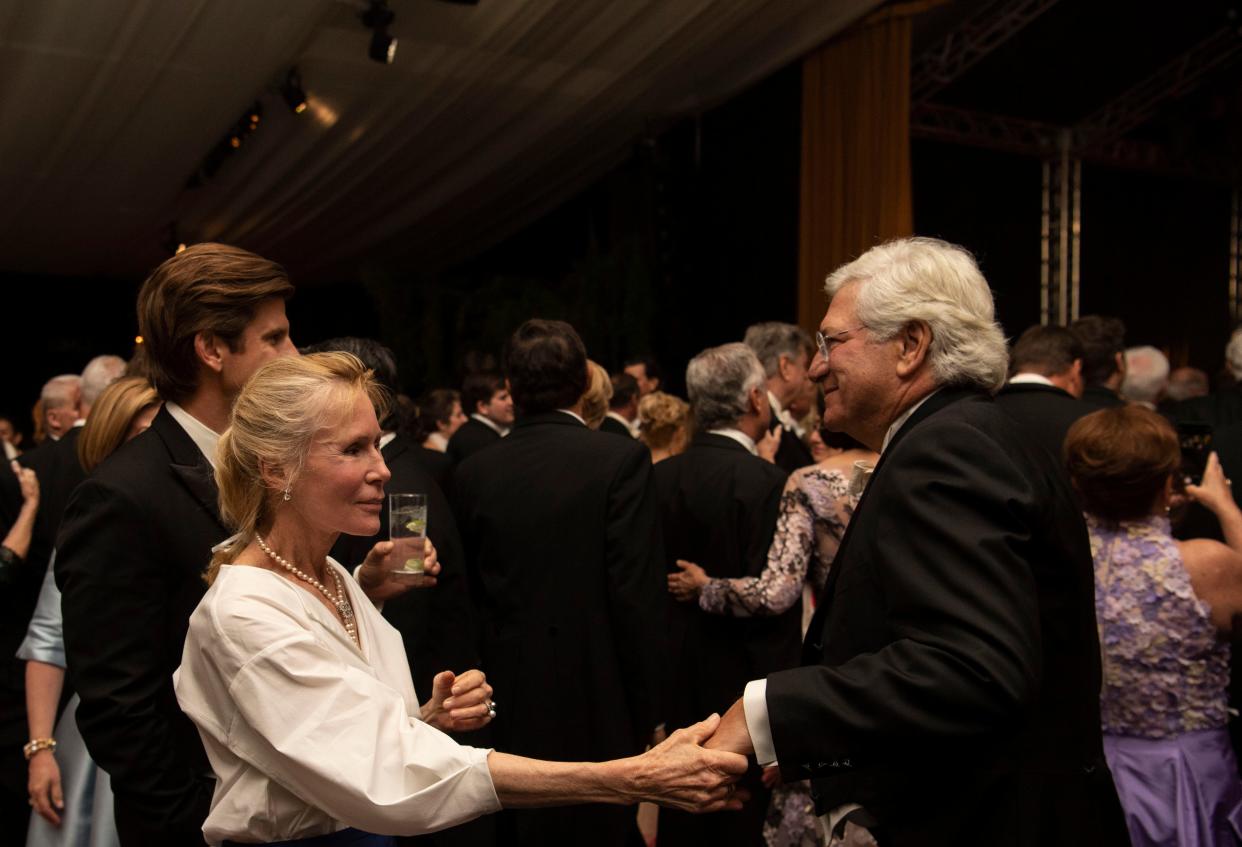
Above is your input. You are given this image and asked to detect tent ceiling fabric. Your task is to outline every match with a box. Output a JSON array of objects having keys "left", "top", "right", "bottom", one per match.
[{"left": 0, "top": 0, "right": 878, "bottom": 279}]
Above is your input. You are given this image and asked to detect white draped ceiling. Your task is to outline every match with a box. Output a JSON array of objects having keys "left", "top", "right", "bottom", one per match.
[{"left": 0, "top": 0, "right": 878, "bottom": 279}]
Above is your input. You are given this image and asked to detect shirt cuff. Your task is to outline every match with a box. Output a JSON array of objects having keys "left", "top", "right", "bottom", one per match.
[{"left": 743, "top": 678, "right": 777, "bottom": 766}]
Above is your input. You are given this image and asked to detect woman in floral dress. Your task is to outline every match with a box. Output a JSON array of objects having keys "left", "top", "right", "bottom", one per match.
[
  {"left": 1065, "top": 405, "right": 1242, "bottom": 846},
  {"left": 668, "top": 429, "right": 876, "bottom": 847}
]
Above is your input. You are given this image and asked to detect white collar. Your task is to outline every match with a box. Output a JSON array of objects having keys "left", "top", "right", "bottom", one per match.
[
  {"left": 708, "top": 427, "right": 758, "bottom": 456},
  {"left": 556, "top": 409, "right": 587, "bottom": 426},
  {"left": 766, "top": 390, "right": 785, "bottom": 417},
  {"left": 1008, "top": 373, "right": 1056, "bottom": 388},
  {"left": 470, "top": 413, "right": 509, "bottom": 437},
  {"left": 379, "top": 431, "right": 397, "bottom": 450},
  {"left": 880, "top": 390, "right": 938, "bottom": 454},
  {"left": 422, "top": 431, "right": 446, "bottom": 451},
  {"left": 73, "top": 419, "right": 86, "bottom": 428},
  {"left": 166, "top": 401, "right": 222, "bottom": 470},
  {"left": 605, "top": 410, "right": 638, "bottom": 437}
]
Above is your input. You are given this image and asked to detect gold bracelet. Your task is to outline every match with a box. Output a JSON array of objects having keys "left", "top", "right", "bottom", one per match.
[{"left": 22, "top": 737, "right": 55, "bottom": 761}]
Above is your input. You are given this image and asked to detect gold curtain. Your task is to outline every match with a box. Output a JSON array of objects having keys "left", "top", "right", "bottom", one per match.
[{"left": 797, "top": 8, "right": 915, "bottom": 330}]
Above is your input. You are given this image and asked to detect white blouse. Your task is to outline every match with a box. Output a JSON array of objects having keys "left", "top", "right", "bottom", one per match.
[{"left": 174, "top": 561, "right": 500, "bottom": 844}]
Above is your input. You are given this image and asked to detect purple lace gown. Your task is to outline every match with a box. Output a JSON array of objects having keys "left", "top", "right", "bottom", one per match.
[
  {"left": 700, "top": 467, "right": 856, "bottom": 847},
  {"left": 1090, "top": 513, "right": 1242, "bottom": 846}
]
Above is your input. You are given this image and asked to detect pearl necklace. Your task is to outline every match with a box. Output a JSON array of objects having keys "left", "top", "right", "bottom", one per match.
[{"left": 255, "top": 534, "right": 358, "bottom": 647}]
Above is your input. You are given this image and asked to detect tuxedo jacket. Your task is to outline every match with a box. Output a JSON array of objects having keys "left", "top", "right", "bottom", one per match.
[
  {"left": 598, "top": 415, "right": 633, "bottom": 438},
  {"left": 769, "top": 404, "right": 814, "bottom": 474},
  {"left": 331, "top": 434, "right": 480, "bottom": 702},
  {"left": 1079, "top": 384, "right": 1124, "bottom": 412},
  {"left": 993, "top": 382, "right": 1091, "bottom": 465},
  {"left": 55, "top": 407, "right": 221, "bottom": 845},
  {"left": 765, "top": 388, "right": 1127, "bottom": 845},
  {"left": 453, "top": 412, "right": 665, "bottom": 762},
  {"left": 446, "top": 418, "right": 501, "bottom": 465},
  {"left": 653, "top": 434, "right": 795, "bottom": 729}
]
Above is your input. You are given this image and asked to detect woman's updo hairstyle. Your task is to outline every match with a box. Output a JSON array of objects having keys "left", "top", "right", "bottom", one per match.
[
  {"left": 207, "top": 352, "right": 387, "bottom": 583},
  {"left": 1063, "top": 405, "right": 1181, "bottom": 524},
  {"left": 638, "top": 391, "right": 689, "bottom": 451}
]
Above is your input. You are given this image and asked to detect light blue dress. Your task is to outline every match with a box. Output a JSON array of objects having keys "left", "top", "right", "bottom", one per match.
[{"left": 16, "top": 557, "right": 118, "bottom": 847}]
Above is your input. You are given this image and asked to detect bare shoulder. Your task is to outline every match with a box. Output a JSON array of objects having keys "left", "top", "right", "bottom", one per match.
[{"left": 1179, "top": 538, "right": 1242, "bottom": 589}]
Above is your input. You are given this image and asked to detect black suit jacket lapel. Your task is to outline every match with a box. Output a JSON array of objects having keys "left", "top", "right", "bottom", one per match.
[{"left": 153, "top": 408, "right": 225, "bottom": 529}]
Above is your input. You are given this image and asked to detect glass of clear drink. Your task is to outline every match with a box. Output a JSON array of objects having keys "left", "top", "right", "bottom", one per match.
[{"left": 389, "top": 493, "right": 428, "bottom": 575}]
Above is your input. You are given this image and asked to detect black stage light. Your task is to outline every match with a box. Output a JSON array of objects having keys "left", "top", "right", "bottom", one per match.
[
  {"left": 369, "top": 28, "right": 397, "bottom": 64},
  {"left": 361, "top": 1, "right": 397, "bottom": 64},
  {"left": 282, "top": 67, "right": 308, "bottom": 114}
]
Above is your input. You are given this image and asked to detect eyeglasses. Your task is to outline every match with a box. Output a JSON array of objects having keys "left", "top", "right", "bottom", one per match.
[{"left": 815, "top": 325, "right": 866, "bottom": 359}]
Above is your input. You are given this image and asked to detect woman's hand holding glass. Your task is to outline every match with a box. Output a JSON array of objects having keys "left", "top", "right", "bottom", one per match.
[{"left": 356, "top": 538, "right": 440, "bottom": 603}]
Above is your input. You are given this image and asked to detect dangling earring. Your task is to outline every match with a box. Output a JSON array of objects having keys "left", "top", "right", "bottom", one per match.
[{"left": 283, "top": 486, "right": 291, "bottom": 502}]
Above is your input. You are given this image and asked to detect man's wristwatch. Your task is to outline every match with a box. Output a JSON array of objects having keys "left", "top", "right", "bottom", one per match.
[{"left": 23, "top": 737, "right": 56, "bottom": 760}]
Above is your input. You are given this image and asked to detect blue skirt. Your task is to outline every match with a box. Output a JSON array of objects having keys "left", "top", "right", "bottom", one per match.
[{"left": 223, "top": 829, "right": 393, "bottom": 847}]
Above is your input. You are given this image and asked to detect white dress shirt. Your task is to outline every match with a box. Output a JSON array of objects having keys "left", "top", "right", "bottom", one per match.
[
  {"left": 423, "top": 432, "right": 448, "bottom": 452},
  {"left": 470, "top": 413, "right": 510, "bottom": 437},
  {"left": 166, "top": 401, "right": 222, "bottom": 470},
  {"left": 605, "top": 411, "right": 639, "bottom": 437},
  {"left": 174, "top": 560, "right": 500, "bottom": 843},
  {"left": 1007, "top": 373, "right": 1056, "bottom": 388},
  {"left": 767, "top": 390, "right": 805, "bottom": 438},
  {"left": 707, "top": 427, "right": 758, "bottom": 456}
]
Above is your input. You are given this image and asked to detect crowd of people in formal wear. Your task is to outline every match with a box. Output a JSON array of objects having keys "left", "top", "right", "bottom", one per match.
[{"left": 2, "top": 237, "right": 1241, "bottom": 846}]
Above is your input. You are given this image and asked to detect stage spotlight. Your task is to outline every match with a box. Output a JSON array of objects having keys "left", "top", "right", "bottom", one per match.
[
  {"left": 361, "top": 1, "right": 397, "bottom": 64},
  {"left": 282, "top": 67, "right": 308, "bottom": 114},
  {"left": 369, "top": 29, "right": 397, "bottom": 63}
]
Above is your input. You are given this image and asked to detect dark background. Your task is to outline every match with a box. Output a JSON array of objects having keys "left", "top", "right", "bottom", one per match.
[{"left": 8, "top": 1, "right": 1241, "bottom": 440}]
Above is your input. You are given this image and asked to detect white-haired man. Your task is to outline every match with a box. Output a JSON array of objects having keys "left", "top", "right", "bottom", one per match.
[
  {"left": 1121, "top": 345, "right": 1169, "bottom": 409},
  {"left": 39, "top": 375, "right": 81, "bottom": 442},
  {"left": 653, "top": 342, "right": 792, "bottom": 847},
  {"left": 744, "top": 322, "right": 815, "bottom": 472},
  {"left": 706, "top": 238, "right": 1126, "bottom": 845}
]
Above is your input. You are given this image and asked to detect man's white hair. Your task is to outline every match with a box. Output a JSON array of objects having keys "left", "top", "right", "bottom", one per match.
[
  {"left": 824, "top": 237, "right": 1008, "bottom": 392},
  {"left": 80, "top": 354, "right": 127, "bottom": 407},
  {"left": 1226, "top": 328, "right": 1242, "bottom": 381},
  {"left": 1121, "top": 346, "right": 1169, "bottom": 405},
  {"left": 686, "top": 342, "right": 766, "bottom": 431},
  {"left": 41, "top": 374, "right": 82, "bottom": 410}
]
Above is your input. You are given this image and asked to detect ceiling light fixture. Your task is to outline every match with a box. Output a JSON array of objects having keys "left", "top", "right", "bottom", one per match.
[
  {"left": 360, "top": 1, "right": 397, "bottom": 64},
  {"left": 282, "top": 67, "right": 309, "bottom": 114}
]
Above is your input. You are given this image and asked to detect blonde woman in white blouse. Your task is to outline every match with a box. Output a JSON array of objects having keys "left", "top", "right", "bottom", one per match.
[{"left": 174, "top": 352, "right": 745, "bottom": 847}]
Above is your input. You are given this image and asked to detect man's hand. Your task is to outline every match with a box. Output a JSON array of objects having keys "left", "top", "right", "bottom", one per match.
[
  {"left": 631, "top": 714, "right": 749, "bottom": 813},
  {"left": 757, "top": 426, "right": 781, "bottom": 464},
  {"left": 703, "top": 697, "right": 754, "bottom": 756},
  {"left": 356, "top": 538, "right": 440, "bottom": 603},
  {"left": 667, "top": 560, "right": 709, "bottom": 602}
]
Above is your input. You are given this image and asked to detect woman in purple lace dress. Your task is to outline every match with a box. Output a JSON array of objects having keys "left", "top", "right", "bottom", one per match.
[
  {"left": 668, "top": 430, "right": 876, "bottom": 847},
  {"left": 1065, "top": 405, "right": 1242, "bottom": 846}
]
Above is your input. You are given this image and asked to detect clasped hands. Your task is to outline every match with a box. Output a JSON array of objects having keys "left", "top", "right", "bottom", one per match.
[{"left": 631, "top": 697, "right": 758, "bottom": 813}]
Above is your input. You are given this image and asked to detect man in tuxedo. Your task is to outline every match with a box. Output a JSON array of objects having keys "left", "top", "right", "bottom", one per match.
[
  {"left": 654, "top": 342, "right": 793, "bottom": 847},
  {"left": 744, "top": 321, "right": 815, "bottom": 473},
  {"left": 446, "top": 373, "right": 513, "bottom": 464},
  {"left": 454, "top": 320, "right": 664, "bottom": 847},
  {"left": 706, "top": 238, "right": 1126, "bottom": 845},
  {"left": 1070, "top": 315, "right": 1127, "bottom": 411},
  {"left": 994, "top": 324, "right": 1090, "bottom": 464},
  {"left": 600, "top": 372, "right": 639, "bottom": 438}
]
